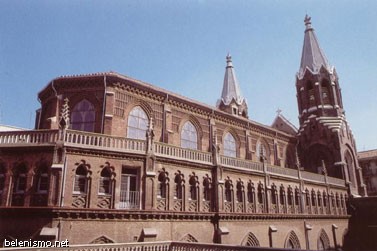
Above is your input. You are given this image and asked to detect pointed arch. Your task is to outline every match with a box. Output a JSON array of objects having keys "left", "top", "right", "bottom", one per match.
[
  {"left": 241, "top": 232, "right": 260, "bottom": 247},
  {"left": 90, "top": 235, "right": 114, "bottom": 244},
  {"left": 317, "top": 229, "right": 331, "bottom": 250},
  {"left": 127, "top": 106, "right": 150, "bottom": 140},
  {"left": 180, "top": 233, "right": 198, "bottom": 242},
  {"left": 30, "top": 161, "right": 50, "bottom": 206},
  {"left": 71, "top": 99, "right": 96, "bottom": 132},
  {"left": 180, "top": 121, "right": 198, "bottom": 150},
  {"left": 11, "top": 162, "right": 28, "bottom": 206},
  {"left": 285, "top": 231, "right": 301, "bottom": 249},
  {"left": 321, "top": 79, "right": 331, "bottom": 105},
  {"left": 73, "top": 161, "right": 91, "bottom": 194},
  {"left": 157, "top": 168, "right": 169, "bottom": 211},
  {"left": 223, "top": 131, "right": 237, "bottom": 158},
  {"left": 307, "top": 80, "right": 316, "bottom": 107},
  {"left": 344, "top": 148, "right": 357, "bottom": 188}
]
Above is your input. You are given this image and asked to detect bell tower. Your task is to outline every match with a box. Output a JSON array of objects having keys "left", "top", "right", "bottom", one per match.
[
  {"left": 217, "top": 54, "right": 248, "bottom": 118},
  {"left": 296, "top": 15, "right": 366, "bottom": 196}
]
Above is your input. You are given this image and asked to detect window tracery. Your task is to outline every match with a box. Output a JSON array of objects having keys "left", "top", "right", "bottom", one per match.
[
  {"left": 127, "top": 106, "right": 149, "bottom": 140},
  {"left": 223, "top": 132, "right": 236, "bottom": 157},
  {"left": 181, "top": 121, "right": 198, "bottom": 150},
  {"left": 71, "top": 99, "right": 95, "bottom": 132}
]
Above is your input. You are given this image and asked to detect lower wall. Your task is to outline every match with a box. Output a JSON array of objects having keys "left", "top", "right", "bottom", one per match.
[
  {"left": 0, "top": 208, "right": 349, "bottom": 250},
  {"left": 220, "top": 218, "right": 348, "bottom": 249}
]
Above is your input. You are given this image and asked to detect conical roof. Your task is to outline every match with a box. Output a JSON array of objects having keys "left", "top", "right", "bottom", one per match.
[
  {"left": 219, "top": 54, "right": 245, "bottom": 106},
  {"left": 298, "top": 15, "right": 332, "bottom": 78}
]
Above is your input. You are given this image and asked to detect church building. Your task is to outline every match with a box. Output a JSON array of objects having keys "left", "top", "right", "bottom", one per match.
[{"left": 0, "top": 16, "right": 365, "bottom": 250}]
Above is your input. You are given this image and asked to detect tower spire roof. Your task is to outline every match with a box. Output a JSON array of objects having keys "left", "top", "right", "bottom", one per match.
[
  {"left": 219, "top": 53, "right": 245, "bottom": 106},
  {"left": 298, "top": 15, "right": 332, "bottom": 78}
]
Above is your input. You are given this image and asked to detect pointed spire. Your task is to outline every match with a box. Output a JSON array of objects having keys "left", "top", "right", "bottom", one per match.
[
  {"left": 220, "top": 53, "right": 245, "bottom": 106},
  {"left": 299, "top": 15, "right": 332, "bottom": 78}
]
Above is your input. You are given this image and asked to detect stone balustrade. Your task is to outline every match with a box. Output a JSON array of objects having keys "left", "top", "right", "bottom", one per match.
[
  {"left": 220, "top": 156, "right": 264, "bottom": 173},
  {"left": 266, "top": 164, "right": 298, "bottom": 178},
  {"left": 0, "top": 129, "right": 347, "bottom": 188},
  {"left": 154, "top": 142, "right": 212, "bottom": 164},
  {"left": 0, "top": 129, "right": 59, "bottom": 145},
  {"left": 64, "top": 130, "right": 146, "bottom": 153}
]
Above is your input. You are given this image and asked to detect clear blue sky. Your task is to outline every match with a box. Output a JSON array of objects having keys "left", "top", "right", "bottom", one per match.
[{"left": 1, "top": 1, "right": 376, "bottom": 151}]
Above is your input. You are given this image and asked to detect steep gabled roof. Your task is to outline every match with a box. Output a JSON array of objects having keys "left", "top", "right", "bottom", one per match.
[{"left": 271, "top": 112, "right": 298, "bottom": 135}]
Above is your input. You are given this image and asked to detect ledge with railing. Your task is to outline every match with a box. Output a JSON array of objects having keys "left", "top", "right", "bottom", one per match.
[
  {"left": 0, "top": 129, "right": 59, "bottom": 146},
  {"left": 0, "top": 129, "right": 346, "bottom": 188}
]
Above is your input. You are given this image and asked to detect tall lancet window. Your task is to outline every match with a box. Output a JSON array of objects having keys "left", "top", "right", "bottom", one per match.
[
  {"left": 307, "top": 81, "right": 315, "bottom": 107},
  {"left": 127, "top": 106, "right": 149, "bottom": 140},
  {"left": 321, "top": 81, "right": 330, "bottom": 105},
  {"left": 223, "top": 132, "right": 236, "bottom": 158},
  {"left": 181, "top": 121, "right": 198, "bottom": 150},
  {"left": 71, "top": 99, "right": 96, "bottom": 132}
]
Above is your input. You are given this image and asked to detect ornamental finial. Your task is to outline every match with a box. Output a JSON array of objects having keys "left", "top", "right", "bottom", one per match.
[
  {"left": 304, "top": 14, "right": 312, "bottom": 30},
  {"left": 226, "top": 53, "right": 233, "bottom": 67}
]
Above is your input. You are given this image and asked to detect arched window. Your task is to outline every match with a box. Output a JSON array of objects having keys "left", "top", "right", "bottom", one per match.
[
  {"left": 127, "top": 106, "right": 149, "bottom": 140},
  {"left": 236, "top": 180, "right": 244, "bottom": 203},
  {"left": 174, "top": 171, "right": 185, "bottom": 211},
  {"left": 345, "top": 151, "right": 356, "bottom": 187},
  {"left": 74, "top": 165, "right": 88, "bottom": 194},
  {"left": 174, "top": 172, "right": 184, "bottom": 200},
  {"left": 257, "top": 183, "right": 264, "bottom": 204},
  {"left": 157, "top": 170, "right": 168, "bottom": 199},
  {"left": 225, "top": 179, "right": 233, "bottom": 202},
  {"left": 203, "top": 176, "right": 212, "bottom": 202},
  {"left": 287, "top": 186, "right": 293, "bottom": 206},
  {"left": 323, "top": 191, "right": 328, "bottom": 210},
  {"left": 11, "top": 163, "right": 28, "bottom": 206},
  {"left": 321, "top": 80, "right": 331, "bottom": 105},
  {"left": 318, "top": 229, "right": 331, "bottom": 250},
  {"left": 156, "top": 169, "right": 169, "bottom": 211},
  {"left": 35, "top": 165, "right": 49, "bottom": 194},
  {"left": 71, "top": 99, "right": 96, "bottom": 132},
  {"left": 271, "top": 184, "right": 278, "bottom": 205},
  {"left": 181, "top": 121, "right": 198, "bottom": 150},
  {"left": 311, "top": 189, "right": 316, "bottom": 207},
  {"left": 307, "top": 81, "right": 315, "bottom": 107},
  {"left": 295, "top": 187, "right": 301, "bottom": 210},
  {"left": 223, "top": 133, "right": 236, "bottom": 157},
  {"left": 13, "top": 164, "right": 27, "bottom": 194},
  {"left": 285, "top": 231, "right": 301, "bottom": 249},
  {"left": 305, "top": 189, "right": 311, "bottom": 207},
  {"left": 99, "top": 168, "right": 112, "bottom": 195},
  {"left": 317, "top": 191, "right": 322, "bottom": 207},
  {"left": 280, "top": 185, "right": 286, "bottom": 206},
  {"left": 242, "top": 232, "right": 260, "bottom": 247},
  {"left": 247, "top": 182, "right": 255, "bottom": 204}
]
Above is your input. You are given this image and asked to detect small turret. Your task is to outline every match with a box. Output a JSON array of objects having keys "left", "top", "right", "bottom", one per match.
[{"left": 217, "top": 54, "right": 248, "bottom": 118}]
